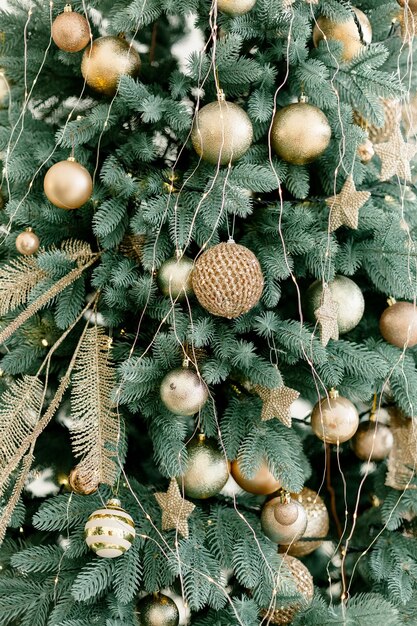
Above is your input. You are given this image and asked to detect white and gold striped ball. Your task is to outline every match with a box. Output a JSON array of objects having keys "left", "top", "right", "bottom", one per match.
[{"left": 84, "top": 498, "right": 135, "bottom": 559}]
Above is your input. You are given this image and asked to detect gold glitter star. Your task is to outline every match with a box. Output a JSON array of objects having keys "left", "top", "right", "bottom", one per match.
[
  {"left": 326, "top": 175, "right": 370, "bottom": 232},
  {"left": 374, "top": 126, "right": 417, "bottom": 181},
  {"left": 253, "top": 384, "right": 300, "bottom": 427},
  {"left": 154, "top": 478, "right": 195, "bottom": 538},
  {"left": 315, "top": 284, "right": 339, "bottom": 347}
]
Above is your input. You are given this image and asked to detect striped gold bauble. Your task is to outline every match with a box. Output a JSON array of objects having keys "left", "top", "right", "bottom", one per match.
[{"left": 84, "top": 498, "right": 135, "bottom": 558}]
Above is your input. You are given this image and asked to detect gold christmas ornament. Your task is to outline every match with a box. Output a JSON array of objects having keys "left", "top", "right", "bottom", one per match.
[
  {"left": 192, "top": 241, "right": 264, "bottom": 318},
  {"left": 157, "top": 255, "right": 194, "bottom": 301},
  {"left": 271, "top": 99, "right": 331, "bottom": 165},
  {"left": 84, "top": 498, "right": 135, "bottom": 558},
  {"left": 313, "top": 8, "right": 372, "bottom": 62},
  {"left": 160, "top": 366, "right": 208, "bottom": 416},
  {"left": 81, "top": 35, "right": 141, "bottom": 96},
  {"left": 357, "top": 138, "right": 375, "bottom": 163},
  {"left": 216, "top": 0, "right": 256, "bottom": 15},
  {"left": 252, "top": 384, "right": 299, "bottom": 427},
  {"left": 314, "top": 284, "right": 339, "bottom": 347},
  {"left": 231, "top": 458, "right": 281, "bottom": 495},
  {"left": 15, "top": 229, "right": 40, "bottom": 256},
  {"left": 119, "top": 233, "right": 145, "bottom": 263},
  {"left": 354, "top": 99, "right": 402, "bottom": 145},
  {"left": 43, "top": 158, "right": 93, "bottom": 210},
  {"left": 374, "top": 126, "right": 417, "bottom": 181},
  {"left": 305, "top": 275, "right": 365, "bottom": 335},
  {"left": 261, "top": 494, "right": 308, "bottom": 544},
  {"left": 379, "top": 299, "right": 417, "bottom": 349},
  {"left": 280, "top": 488, "right": 329, "bottom": 557},
  {"left": 351, "top": 420, "right": 394, "bottom": 462},
  {"left": 191, "top": 96, "right": 253, "bottom": 165},
  {"left": 180, "top": 434, "right": 230, "bottom": 499},
  {"left": 397, "top": 0, "right": 417, "bottom": 9},
  {"left": 326, "top": 175, "right": 371, "bottom": 232},
  {"left": 154, "top": 478, "right": 195, "bottom": 538},
  {"left": 386, "top": 407, "right": 417, "bottom": 491},
  {"left": 399, "top": 6, "right": 417, "bottom": 41},
  {"left": 68, "top": 466, "right": 99, "bottom": 495},
  {"left": 311, "top": 389, "right": 359, "bottom": 444},
  {"left": 52, "top": 5, "right": 90, "bottom": 53},
  {"left": 136, "top": 593, "right": 180, "bottom": 626}
]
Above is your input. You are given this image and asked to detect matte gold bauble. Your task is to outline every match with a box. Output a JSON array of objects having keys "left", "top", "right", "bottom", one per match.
[
  {"left": 81, "top": 36, "right": 141, "bottom": 96},
  {"left": 192, "top": 241, "right": 264, "bottom": 318},
  {"left": 351, "top": 420, "right": 393, "bottom": 462},
  {"left": 379, "top": 299, "right": 417, "bottom": 348},
  {"left": 217, "top": 0, "right": 256, "bottom": 16},
  {"left": 157, "top": 255, "right": 194, "bottom": 300},
  {"left": 15, "top": 229, "right": 39, "bottom": 255},
  {"left": 311, "top": 389, "right": 359, "bottom": 444},
  {"left": 68, "top": 466, "right": 99, "bottom": 495},
  {"left": 160, "top": 367, "right": 208, "bottom": 416},
  {"left": 280, "top": 488, "right": 329, "bottom": 557},
  {"left": 84, "top": 498, "right": 135, "bottom": 558},
  {"left": 313, "top": 8, "right": 372, "bottom": 61},
  {"left": 354, "top": 99, "right": 401, "bottom": 145},
  {"left": 305, "top": 275, "right": 364, "bottom": 334},
  {"left": 357, "top": 138, "right": 375, "bottom": 163},
  {"left": 43, "top": 158, "right": 93, "bottom": 210},
  {"left": 136, "top": 593, "right": 180, "bottom": 626},
  {"left": 231, "top": 458, "right": 281, "bottom": 495},
  {"left": 52, "top": 5, "right": 90, "bottom": 53},
  {"left": 191, "top": 98, "right": 253, "bottom": 165},
  {"left": 180, "top": 434, "right": 230, "bottom": 499},
  {"left": 261, "top": 496, "right": 308, "bottom": 544},
  {"left": 271, "top": 101, "right": 331, "bottom": 165}
]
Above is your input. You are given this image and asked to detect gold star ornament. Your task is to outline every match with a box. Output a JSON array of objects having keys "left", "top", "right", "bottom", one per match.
[
  {"left": 374, "top": 126, "right": 417, "bottom": 181},
  {"left": 253, "top": 384, "right": 300, "bottom": 427},
  {"left": 315, "top": 284, "right": 339, "bottom": 347},
  {"left": 326, "top": 175, "right": 371, "bottom": 232},
  {"left": 154, "top": 478, "right": 195, "bottom": 538}
]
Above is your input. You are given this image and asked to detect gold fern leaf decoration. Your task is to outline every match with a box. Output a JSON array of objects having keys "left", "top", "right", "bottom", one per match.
[{"left": 0, "top": 257, "right": 46, "bottom": 316}]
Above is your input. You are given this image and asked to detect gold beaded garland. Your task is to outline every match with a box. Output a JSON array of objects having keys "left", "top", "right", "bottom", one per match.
[
  {"left": 52, "top": 5, "right": 90, "bottom": 53},
  {"left": 313, "top": 7, "right": 372, "bottom": 62},
  {"left": 84, "top": 498, "right": 135, "bottom": 558},
  {"left": 379, "top": 299, "right": 417, "bottom": 349},
  {"left": 15, "top": 229, "right": 39, "bottom": 255},
  {"left": 311, "top": 389, "right": 359, "bottom": 444},
  {"left": 81, "top": 36, "right": 141, "bottom": 96},
  {"left": 44, "top": 158, "right": 93, "bottom": 210}
]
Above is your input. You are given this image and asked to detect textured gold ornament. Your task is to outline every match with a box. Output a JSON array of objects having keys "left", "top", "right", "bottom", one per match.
[
  {"left": 271, "top": 100, "right": 331, "bottom": 165},
  {"left": 311, "top": 389, "right": 359, "bottom": 444},
  {"left": 157, "top": 255, "right": 194, "bottom": 300},
  {"left": 119, "top": 233, "right": 145, "bottom": 263},
  {"left": 68, "top": 466, "right": 99, "bottom": 495},
  {"left": 357, "top": 138, "right": 375, "bottom": 163},
  {"left": 84, "top": 498, "right": 135, "bottom": 558},
  {"left": 52, "top": 5, "right": 90, "bottom": 53},
  {"left": 44, "top": 158, "right": 93, "bottom": 210},
  {"left": 374, "top": 126, "right": 417, "bottom": 181},
  {"left": 314, "top": 283, "right": 339, "bottom": 347},
  {"left": 160, "top": 367, "right": 208, "bottom": 416},
  {"left": 155, "top": 478, "right": 195, "bottom": 539},
  {"left": 192, "top": 241, "right": 263, "bottom": 318},
  {"left": 15, "top": 229, "right": 39, "bottom": 256},
  {"left": 136, "top": 593, "right": 180, "bottom": 626},
  {"left": 354, "top": 99, "right": 402, "bottom": 145},
  {"left": 386, "top": 407, "right": 417, "bottom": 490},
  {"left": 252, "top": 384, "right": 299, "bottom": 427},
  {"left": 397, "top": 0, "right": 417, "bottom": 9},
  {"left": 351, "top": 420, "right": 393, "bottom": 462},
  {"left": 379, "top": 299, "right": 417, "bottom": 348},
  {"left": 305, "top": 275, "right": 364, "bottom": 335},
  {"left": 81, "top": 36, "right": 141, "bottom": 96},
  {"left": 326, "top": 175, "right": 371, "bottom": 232},
  {"left": 216, "top": 0, "right": 256, "bottom": 16},
  {"left": 313, "top": 8, "right": 372, "bottom": 61},
  {"left": 280, "top": 487, "right": 329, "bottom": 557},
  {"left": 261, "top": 495, "right": 308, "bottom": 544},
  {"left": 180, "top": 434, "right": 230, "bottom": 499},
  {"left": 231, "top": 458, "right": 281, "bottom": 495}
]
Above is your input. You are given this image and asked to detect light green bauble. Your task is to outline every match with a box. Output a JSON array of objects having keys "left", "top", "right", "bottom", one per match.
[
  {"left": 136, "top": 593, "right": 180, "bottom": 626},
  {"left": 217, "top": 0, "right": 256, "bottom": 16},
  {"left": 180, "top": 434, "right": 230, "bottom": 499},
  {"left": 157, "top": 255, "right": 194, "bottom": 300},
  {"left": 305, "top": 275, "right": 365, "bottom": 334}
]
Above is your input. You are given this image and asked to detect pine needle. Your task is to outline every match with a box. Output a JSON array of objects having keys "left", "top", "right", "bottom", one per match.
[{"left": 0, "top": 257, "right": 46, "bottom": 316}]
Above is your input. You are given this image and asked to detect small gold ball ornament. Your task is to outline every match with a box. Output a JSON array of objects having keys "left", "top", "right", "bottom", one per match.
[
  {"left": 313, "top": 8, "right": 372, "bottom": 62},
  {"left": 84, "top": 498, "right": 135, "bottom": 558},
  {"left": 305, "top": 275, "right": 365, "bottom": 334},
  {"left": 15, "top": 229, "right": 39, "bottom": 255},
  {"left": 81, "top": 35, "right": 141, "bottom": 96},
  {"left": 357, "top": 138, "right": 375, "bottom": 163},
  {"left": 231, "top": 458, "right": 281, "bottom": 495},
  {"left": 216, "top": 0, "right": 256, "bottom": 16},
  {"left": 160, "top": 366, "right": 208, "bottom": 416},
  {"left": 261, "top": 494, "right": 308, "bottom": 544},
  {"left": 280, "top": 488, "right": 329, "bottom": 557},
  {"left": 68, "top": 466, "right": 99, "bottom": 495},
  {"left": 180, "top": 434, "right": 230, "bottom": 499},
  {"left": 311, "top": 389, "right": 359, "bottom": 444},
  {"left": 351, "top": 420, "right": 393, "bottom": 462},
  {"left": 271, "top": 98, "right": 331, "bottom": 165},
  {"left": 157, "top": 255, "right": 194, "bottom": 300},
  {"left": 379, "top": 299, "right": 417, "bottom": 349},
  {"left": 192, "top": 241, "right": 264, "bottom": 318},
  {"left": 44, "top": 158, "right": 93, "bottom": 210},
  {"left": 52, "top": 5, "right": 90, "bottom": 53},
  {"left": 136, "top": 593, "right": 180, "bottom": 626}
]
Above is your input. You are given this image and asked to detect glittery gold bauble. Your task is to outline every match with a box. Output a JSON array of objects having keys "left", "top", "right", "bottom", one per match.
[
  {"left": 380, "top": 300, "right": 417, "bottom": 348},
  {"left": 192, "top": 242, "right": 264, "bottom": 318},
  {"left": 231, "top": 458, "right": 281, "bottom": 495},
  {"left": 354, "top": 99, "right": 401, "bottom": 145},
  {"left": 157, "top": 255, "right": 194, "bottom": 300},
  {"left": 84, "top": 498, "right": 135, "bottom": 558},
  {"left": 160, "top": 367, "right": 208, "bottom": 416},
  {"left": 351, "top": 420, "right": 393, "bottom": 462},
  {"left": 357, "top": 138, "right": 375, "bottom": 163},
  {"left": 52, "top": 5, "right": 90, "bottom": 53},
  {"left": 305, "top": 275, "right": 364, "bottom": 334},
  {"left": 68, "top": 466, "right": 99, "bottom": 495},
  {"left": 181, "top": 435, "right": 230, "bottom": 499},
  {"left": 313, "top": 8, "right": 372, "bottom": 61},
  {"left": 261, "top": 497, "right": 308, "bottom": 544},
  {"left": 280, "top": 488, "right": 329, "bottom": 557},
  {"left": 217, "top": 0, "right": 256, "bottom": 15},
  {"left": 136, "top": 593, "right": 180, "bottom": 626},
  {"left": 81, "top": 36, "right": 141, "bottom": 96},
  {"left": 43, "top": 158, "right": 93, "bottom": 210},
  {"left": 260, "top": 556, "right": 314, "bottom": 625},
  {"left": 191, "top": 99, "right": 253, "bottom": 165},
  {"left": 271, "top": 101, "right": 331, "bottom": 165},
  {"left": 311, "top": 390, "right": 359, "bottom": 444},
  {"left": 15, "top": 229, "right": 39, "bottom": 255}
]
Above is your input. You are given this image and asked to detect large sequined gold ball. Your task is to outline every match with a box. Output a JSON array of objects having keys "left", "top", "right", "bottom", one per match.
[
  {"left": 380, "top": 300, "right": 417, "bottom": 348},
  {"left": 305, "top": 275, "right": 364, "bottom": 334},
  {"left": 52, "top": 7, "right": 90, "bottom": 53},
  {"left": 81, "top": 36, "right": 141, "bottom": 96},
  {"left": 15, "top": 230, "right": 39, "bottom": 256},
  {"left": 351, "top": 420, "right": 393, "bottom": 462},
  {"left": 157, "top": 255, "right": 194, "bottom": 301},
  {"left": 271, "top": 102, "right": 331, "bottom": 165},
  {"left": 160, "top": 367, "right": 208, "bottom": 416},
  {"left": 280, "top": 488, "right": 329, "bottom": 557},
  {"left": 231, "top": 458, "right": 281, "bottom": 495},
  {"left": 354, "top": 99, "right": 401, "bottom": 145},
  {"left": 261, "top": 497, "right": 308, "bottom": 544},
  {"left": 192, "top": 242, "right": 264, "bottom": 318},
  {"left": 191, "top": 100, "right": 253, "bottom": 165},
  {"left": 84, "top": 498, "right": 135, "bottom": 558},
  {"left": 180, "top": 435, "right": 230, "bottom": 499},
  {"left": 68, "top": 466, "right": 99, "bottom": 495},
  {"left": 136, "top": 593, "right": 180, "bottom": 626},
  {"left": 44, "top": 159, "right": 93, "bottom": 210},
  {"left": 217, "top": 0, "right": 256, "bottom": 16},
  {"left": 311, "top": 392, "right": 359, "bottom": 444},
  {"left": 313, "top": 8, "right": 372, "bottom": 62}
]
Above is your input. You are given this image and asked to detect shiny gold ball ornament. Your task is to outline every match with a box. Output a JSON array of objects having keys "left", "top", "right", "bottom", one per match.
[
  {"left": 261, "top": 494, "right": 308, "bottom": 544},
  {"left": 43, "top": 158, "right": 93, "bottom": 210},
  {"left": 160, "top": 366, "right": 208, "bottom": 416},
  {"left": 351, "top": 420, "right": 393, "bottom": 462},
  {"left": 181, "top": 434, "right": 230, "bottom": 499},
  {"left": 280, "top": 488, "right": 329, "bottom": 557},
  {"left": 136, "top": 593, "right": 180, "bottom": 626},
  {"left": 231, "top": 458, "right": 281, "bottom": 495},
  {"left": 305, "top": 275, "right": 365, "bottom": 334},
  {"left": 217, "top": 0, "right": 256, "bottom": 15},
  {"left": 157, "top": 255, "right": 194, "bottom": 300},
  {"left": 15, "top": 229, "right": 39, "bottom": 255},
  {"left": 313, "top": 8, "right": 372, "bottom": 62},
  {"left": 311, "top": 389, "right": 359, "bottom": 444},
  {"left": 68, "top": 466, "right": 99, "bottom": 495},
  {"left": 81, "top": 35, "right": 141, "bottom": 96},
  {"left": 84, "top": 498, "right": 135, "bottom": 558},
  {"left": 379, "top": 299, "right": 417, "bottom": 349},
  {"left": 271, "top": 99, "right": 331, "bottom": 165},
  {"left": 191, "top": 95, "right": 253, "bottom": 165},
  {"left": 51, "top": 5, "right": 90, "bottom": 53},
  {"left": 192, "top": 241, "right": 264, "bottom": 318}
]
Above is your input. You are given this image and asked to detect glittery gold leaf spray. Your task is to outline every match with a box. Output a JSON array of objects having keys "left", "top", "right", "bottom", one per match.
[
  {"left": 253, "top": 384, "right": 300, "bottom": 427},
  {"left": 155, "top": 478, "right": 195, "bottom": 538},
  {"left": 326, "top": 175, "right": 371, "bottom": 232},
  {"left": 374, "top": 126, "right": 417, "bottom": 182},
  {"left": 0, "top": 256, "right": 46, "bottom": 316},
  {"left": 314, "top": 284, "right": 339, "bottom": 347},
  {"left": 0, "top": 453, "right": 34, "bottom": 544},
  {"left": 386, "top": 408, "right": 417, "bottom": 491}
]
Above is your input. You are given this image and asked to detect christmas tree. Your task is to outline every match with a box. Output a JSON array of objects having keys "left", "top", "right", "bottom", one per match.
[{"left": 1, "top": 0, "right": 417, "bottom": 624}]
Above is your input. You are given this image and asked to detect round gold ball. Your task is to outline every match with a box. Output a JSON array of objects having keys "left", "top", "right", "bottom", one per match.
[
  {"left": 357, "top": 138, "right": 375, "bottom": 163},
  {"left": 81, "top": 36, "right": 141, "bottom": 96},
  {"left": 181, "top": 435, "right": 230, "bottom": 499},
  {"left": 136, "top": 593, "right": 180, "bottom": 626},
  {"left": 305, "top": 275, "right": 365, "bottom": 334},
  {"left": 44, "top": 159, "right": 93, "bottom": 210},
  {"left": 191, "top": 100, "right": 253, "bottom": 165},
  {"left": 313, "top": 8, "right": 372, "bottom": 62},
  {"left": 354, "top": 99, "right": 402, "bottom": 145},
  {"left": 280, "top": 488, "right": 329, "bottom": 557},
  {"left": 311, "top": 394, "right": 359, "bottom": 444},
  {"left": 15, "top": 230, "right": 39, "bottom": 255},
  {"left": 261, "top": 497, "right": 308, "bottom": 544},
  {"left": 271, "top": 102, "right": 331, "bottom": 165},
  {"left": 160, "top": 367, "right": 208, "bottom": 416},
  {"left": 192, "top": 242, "right": 264, "bottom": 318},
  {"left": 84, "top": 498, "right": 135, "bottom": 559},
  {"left": 351, "top": 420, "right": 393, "bottom": 462},
  {"left": 52, "top": 10, "right": 90, "bottom": 53},
  {"left": 68, "top": 466, "right": 99, "bottom": 495},
  {"left": 157, "top": 255, "right": 194, "bottom": 300},
  {"left": 217, "top": 0, "right": 256, "bottom": 16},
  {"left": 380, "top": 301, "right": 417, "bottom": 349},
  {"left": 231, "top": 458, "right": 281, "bottom": 495}
]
